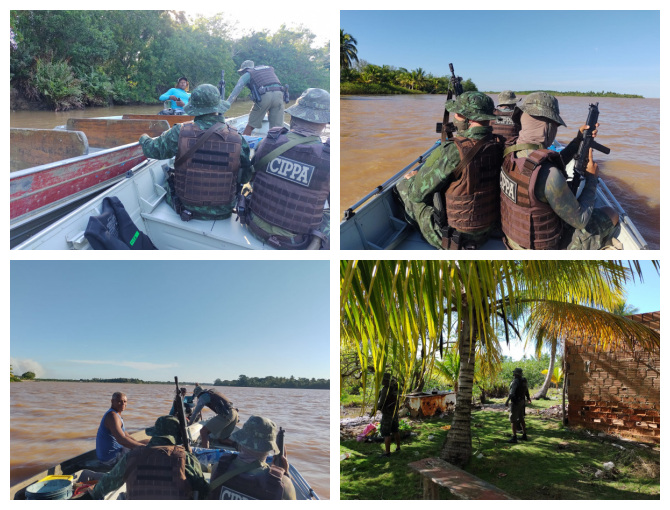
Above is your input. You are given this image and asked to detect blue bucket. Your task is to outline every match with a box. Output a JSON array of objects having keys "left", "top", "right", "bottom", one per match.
[{"left": 25, "top": 479, "right": 73, "bottom": 500}]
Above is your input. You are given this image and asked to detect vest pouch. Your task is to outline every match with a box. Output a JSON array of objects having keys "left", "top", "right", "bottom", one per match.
[{"left": 84, "top": 197, "right": 157, "bottom": 250}]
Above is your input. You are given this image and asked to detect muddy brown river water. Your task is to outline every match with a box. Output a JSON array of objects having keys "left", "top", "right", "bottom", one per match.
[
  {"left": 340, "top": 94, "right": 660, "bottom": 249},
  {"left": 10, "top": 381, "right": 330, "bottom": 499}
]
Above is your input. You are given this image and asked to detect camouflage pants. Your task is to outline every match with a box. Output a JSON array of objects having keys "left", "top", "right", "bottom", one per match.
[
  {"left": 395, "top": 179, "right": 489, "bottom": 249},
  {"left": 564, "top": 208, "right": 617, "bottom": 250},
  {"left": 379, "top": 410, "right": 399, "bottom": 437}
]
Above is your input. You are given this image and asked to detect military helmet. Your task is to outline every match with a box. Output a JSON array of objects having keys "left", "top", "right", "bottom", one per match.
[
  {"left": 146, "top": 415, "right": 182, "bottom": 445},
  {"left": 517, "top": 91, "right": 566, "bottom": 127},
  {"left": 231, "top": 415, "right": 280, "bottom": 454},
  {"left": 285, "top": 88, "right": 330, "bottom": 124},
  {"left": 498, "top": 90, "right": 519, "bottom": 106},
  {"left": 445, "top": 91, "right": 496, "bottom": 121},
  {"left": 183, "top": 84, "right": 231, "bottom": 116},
  {"left": 238, "top": 60, "right": 255, "bottom": 72}
]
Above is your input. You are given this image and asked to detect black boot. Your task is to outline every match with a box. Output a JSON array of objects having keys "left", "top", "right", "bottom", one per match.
[{"left": 507, "top": 436, "right": 518, "bottom": 444}]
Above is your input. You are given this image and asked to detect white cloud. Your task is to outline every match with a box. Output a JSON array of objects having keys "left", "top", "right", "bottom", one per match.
[
  {"left": 68, "top": 359, "right": 177, "bottom": 371},
  {"left": 10, "top": 358, "right": 46, "bottom": 377}
]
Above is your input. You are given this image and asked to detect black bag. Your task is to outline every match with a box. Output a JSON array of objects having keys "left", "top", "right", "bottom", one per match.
[{"left": 84, "top": 197, "right": 157, "bottom": 250}]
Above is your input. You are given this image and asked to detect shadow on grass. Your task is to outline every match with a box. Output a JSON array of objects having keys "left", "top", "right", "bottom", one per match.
[{"left": 340, "top": 410, "right": 660, "bottom": 500}]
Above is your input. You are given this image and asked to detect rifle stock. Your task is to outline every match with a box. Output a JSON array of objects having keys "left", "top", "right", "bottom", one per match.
[{"left": 173, "top": 376, "right": 191, "bottom": 452}]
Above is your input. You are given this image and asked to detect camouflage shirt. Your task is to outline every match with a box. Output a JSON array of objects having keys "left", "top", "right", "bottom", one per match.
[
  {"left": 403, "top": 125, "right": 493, "bottom": 203},
  {"left": 139, "top": 114, "right": 253, "bottom": 183}
]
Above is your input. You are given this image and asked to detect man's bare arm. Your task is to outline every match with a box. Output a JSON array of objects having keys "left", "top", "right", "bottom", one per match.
[{"left": 105, "top": 413, "right": 146, "bottom": 449}]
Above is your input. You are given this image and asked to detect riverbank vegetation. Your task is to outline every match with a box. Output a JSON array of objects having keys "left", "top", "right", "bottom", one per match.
[
  {"left": 10, "top": 11, "right": 329, "bottom": 111},
  {"left": 214, "top": 375, "right": 329, "bottom": 390}
]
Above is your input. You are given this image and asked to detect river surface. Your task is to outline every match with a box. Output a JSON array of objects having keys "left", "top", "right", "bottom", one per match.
[
  {"left": 10, "top": 382, "right": 330, "bottom": 499},
  {"left": 10, "top": 100, "right": 296, "bottom": 129},
  {"left": 340, "top": 95, "right": 660, "bottom": 249}
]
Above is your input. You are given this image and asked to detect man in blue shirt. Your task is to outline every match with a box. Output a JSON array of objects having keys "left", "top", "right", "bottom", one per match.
[
  {"left": 95, "top": 392, "right": 148, "bottom": 466},
  {"left": 159, "top": 77, "right": 191, "bottom": 113}
]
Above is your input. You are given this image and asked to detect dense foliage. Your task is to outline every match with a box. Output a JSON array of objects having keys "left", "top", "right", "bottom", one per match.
[
  {"left": 10, "top": 11, "right": 329, "bottom": 110},
  {"left": 214, "top": 375, "right": 329, "bottom": 389}
]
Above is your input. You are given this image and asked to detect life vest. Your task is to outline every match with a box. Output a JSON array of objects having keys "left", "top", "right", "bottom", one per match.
[
  {"left": 500, "top": 148, "right": 566, "bottom": 249},
  {"left": 209, "top": 454, "right": 287, "bottom": 500},
  {"left": 96, "top": 409, "right": 125, "bottom": 462},
  {"left": 124, "top": 445, "right": 191, "bottom": 500},
  {"left": 249, "top": 127, "right": 330, "bottom": 248},
  {"left": 201, "top": 389, "right": 233, "bottom": 415},
  {"left": 245, "top": 66, "right": 281, "bottom": 91},
  {"left": 491, "top": 108, "right": 519, "bottom": 143},
  {"left": 440, "top": 134, "right": 503, "bottom": 236},
  {"left": 174, "top": 122, "right": 241, "bottom": 210}
]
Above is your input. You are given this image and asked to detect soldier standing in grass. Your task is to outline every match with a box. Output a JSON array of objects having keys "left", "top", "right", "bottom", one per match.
[
  {"left": 505, "top": 367, "right": 532, "bottom": 443},
  {"left": 377, "top": 373, "right": 401, "bottom": 457}
]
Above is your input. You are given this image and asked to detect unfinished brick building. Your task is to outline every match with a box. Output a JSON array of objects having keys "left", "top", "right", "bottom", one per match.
[{"left": 565, "top": 311, "right": 660, "bottom": 443}]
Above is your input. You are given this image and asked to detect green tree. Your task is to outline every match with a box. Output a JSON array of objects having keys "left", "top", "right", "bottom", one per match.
[
  {"left": 21, "top": 371, "right": 36, "bottom": 380},
  {"left": 341, "top": 260, "right": 660, "bottom": 467},
  {"left": 340, "top": 29, "right": 359, "bottom": 73}
]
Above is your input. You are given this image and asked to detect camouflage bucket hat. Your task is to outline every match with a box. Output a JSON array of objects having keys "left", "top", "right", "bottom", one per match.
[
  {"left": 518, "top": 91, "right": 566, "bottom": 127},
  {"left": 285, "top": 88, "right": 330, "bottom": 123},
  {"left": 193, "top": 386, "right": 203, "bottom": 398},
  {"left": 445, "top": 91, "right": 496, "bottom": 121},
  {"left": 146, "top": 415, "right": 181, "bottom": 444},
  {"left": 231, "top": 415, "right": 279, "bottom": 454},
  {"left": 498, "top": 90, "right": 519, "bottom": 106},
  {"left": 237, "top": 59, "right": 255, "bottom": 72},
  {"left": 183, "top": 84, "right": 231, "bottom": 116}
]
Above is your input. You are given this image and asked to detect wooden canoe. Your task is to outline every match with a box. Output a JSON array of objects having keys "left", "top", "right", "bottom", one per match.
[
  {"left": 11, "top": 128, "right": 90, "bottom": 172},
  {"left": 65, "top": 118, "right": 170, "bottom": 148},
  {"left": 122, "top": 113, "right": 195, "bottom": 126}
]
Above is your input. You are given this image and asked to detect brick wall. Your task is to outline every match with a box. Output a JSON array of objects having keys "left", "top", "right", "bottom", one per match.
[{"left": 565, "top": 311, "right": 660, "bottom": 443}]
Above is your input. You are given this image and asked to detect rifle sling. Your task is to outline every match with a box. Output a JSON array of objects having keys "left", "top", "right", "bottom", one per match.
[
  {"left": 209, "top": 459, "right": 262, "bottom": 492},
  {"left": 503, "top": 143, "right": 542, "bottom": 158},
  {"left": 174, "top": 123, "right": 226, "bottom": 169},
  {"left": 256, "top": 135, "right": 320, "bottom": 170}
]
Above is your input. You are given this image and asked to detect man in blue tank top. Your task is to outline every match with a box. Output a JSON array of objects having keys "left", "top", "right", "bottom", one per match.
[{"left": 96, "top": 392, "right": 148, "bottom": 466}]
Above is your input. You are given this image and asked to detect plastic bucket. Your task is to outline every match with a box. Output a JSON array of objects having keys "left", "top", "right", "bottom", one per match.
[{"left": 25, "top": 479, "right": 74, "bottom": 500}]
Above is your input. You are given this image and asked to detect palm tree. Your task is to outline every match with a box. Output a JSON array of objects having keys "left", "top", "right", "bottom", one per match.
[
  {"left": 340, "top": 260, "right": 659, "bottom": 467},
  {"left": 340, "top": 29, "right": 359, "bottom": 71}
]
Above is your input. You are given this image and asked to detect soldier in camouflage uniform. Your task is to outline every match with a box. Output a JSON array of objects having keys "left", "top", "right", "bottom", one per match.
[
  {"left": 396, "top": 91, "right": 503, "bottom": 249},
  {"left": 496, "top": 90, "right": 520, "bottom": 112},
  {"left": 243, "top": 88, "right": 330, "bottom": 249},
  {"left": 500, "top": 92, "right": 619, "bottom": 250},
  {"left": 139, "top": 84, "right": 253, "bottom": 220},
  {"left": 208, "top": 416, "right": 296, "bottom": 500}
]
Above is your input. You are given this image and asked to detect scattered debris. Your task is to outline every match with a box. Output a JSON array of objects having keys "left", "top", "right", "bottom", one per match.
[
  {"left": 602, "top": 461, "right": 615, "bottom": 471},
  {"left": 594, "top": 469, "right": 604, "bottom": 479}
]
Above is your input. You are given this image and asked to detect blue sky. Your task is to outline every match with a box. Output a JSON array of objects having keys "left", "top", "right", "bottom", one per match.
[
  {"left": 341, "top": 10, "right": 660, "bottom": 98},
  {"left": 10, "top": 261, "right": 330, "bottom": 382},
  {"left": 502, "top": 260, "right": 660, "bottom": 359}
]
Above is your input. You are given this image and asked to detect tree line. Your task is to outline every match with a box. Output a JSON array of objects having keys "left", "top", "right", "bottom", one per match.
[
  {"left": 214, "top": 375, "right": 329, "bottom": 389},
  {"left": 10, "top": 11, "right": 329, "bottom": 111},
  {"left": 340, "top": 29, "right": 477, "bottom": 95}
]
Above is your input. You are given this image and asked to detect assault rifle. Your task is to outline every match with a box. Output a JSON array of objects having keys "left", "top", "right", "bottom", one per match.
[
  {"left": 574, "top": 102, "right": 610, "bottom": 178},
  {"left": 173, "top": 376, "right": 191, "bottom": 452},
  {"left": 218, "top": 70, "right": 226, "bottom": 102},
  {"left": 436, "top": 63, "right": 464, "bottom": 143}
]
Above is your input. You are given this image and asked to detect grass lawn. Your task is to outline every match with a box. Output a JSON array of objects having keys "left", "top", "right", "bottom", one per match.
[{"left": 340, "top": 400, "right": 660, "bottom": 500}]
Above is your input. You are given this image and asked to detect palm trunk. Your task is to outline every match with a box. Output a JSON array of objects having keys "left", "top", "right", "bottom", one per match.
[
  {"left": 441, "top": 319, "right": 475, "bottom": 467},
  {"left": 532, "top": 340, "right": 556, "bottom": 399}
]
